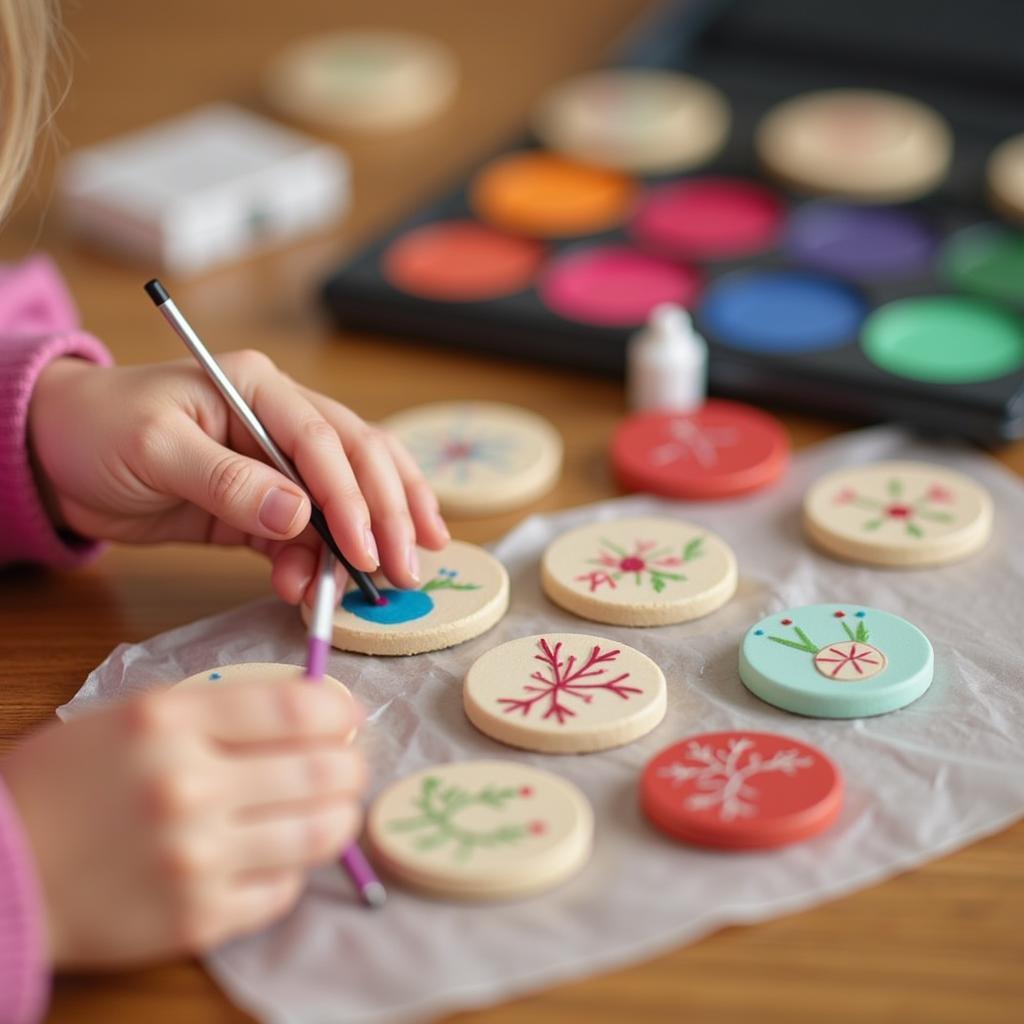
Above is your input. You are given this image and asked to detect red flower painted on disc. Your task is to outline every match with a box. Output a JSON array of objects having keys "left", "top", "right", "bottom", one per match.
[
  {"left": 833, "top": 477, "right": 956, "bottom": 539},
  {"left": 574, "top": 535, "right": 703, "bottom": 594}
]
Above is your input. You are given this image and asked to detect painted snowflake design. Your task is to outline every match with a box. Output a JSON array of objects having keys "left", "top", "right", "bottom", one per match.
[
  {"left": 497, "top": 638, "right": 642, "bottom": 724},
  {"left": 834, "top": 478, "right": 955, "bottom": 539},
  {"left": 658, "top": 737, "right": 813, "bottom": 821},
  {"left": 386, "top": 775, "right": 544, "bottom": 861},
  {"left": 757, "top": 610, "right": 887, "bottom": 682},
  {"left": 406, "top": 412, "right": 518, "bottom": 485},
  {"left": 574, "top": 535, "right": 704, "bottom": 594},
  {"left": 648, "top": 419, "right": 740, "bottom": 470},
  {"left": 812, "top": 640, "right": 885, "bottom": 680}
]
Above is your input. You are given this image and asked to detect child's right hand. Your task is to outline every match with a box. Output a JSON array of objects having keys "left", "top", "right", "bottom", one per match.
[{"left": 0, "top": 675, "right": 365, "bottom": 968}]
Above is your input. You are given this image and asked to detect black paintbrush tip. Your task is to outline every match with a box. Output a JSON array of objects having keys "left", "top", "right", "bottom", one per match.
[{"left": 144, "top": 279, "right": 169, "bottom": 305}]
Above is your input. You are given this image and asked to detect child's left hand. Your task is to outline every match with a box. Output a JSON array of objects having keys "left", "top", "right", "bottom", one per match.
[{"left": 28, "top": 353, "right": 450, "bottom": 603}]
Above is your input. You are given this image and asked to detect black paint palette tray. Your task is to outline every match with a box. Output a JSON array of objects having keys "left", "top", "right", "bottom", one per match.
[{"left": 322, "top": 0, "right": 1024, "bottom": 443}]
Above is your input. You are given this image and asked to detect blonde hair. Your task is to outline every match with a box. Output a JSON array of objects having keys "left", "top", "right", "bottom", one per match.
[{"left": 0, "top": 0, "right": 59, "bottom": 220}]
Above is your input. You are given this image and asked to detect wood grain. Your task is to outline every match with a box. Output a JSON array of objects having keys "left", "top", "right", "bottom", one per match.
[{"left": 0, "top": 1, "right": 1021, "bottom": 1021}]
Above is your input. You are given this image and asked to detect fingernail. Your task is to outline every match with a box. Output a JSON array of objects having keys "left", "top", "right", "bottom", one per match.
[
  {"left": 363, "top": 527, "right": 380, "bottom": 568},
  {"left": 407, "top": 544, "right": 421, "bottom": 583},
  {"left": 258, "top": 488, "right": 304, "bottom": 535}
]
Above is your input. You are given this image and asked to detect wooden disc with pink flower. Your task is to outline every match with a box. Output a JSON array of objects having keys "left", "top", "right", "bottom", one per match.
[
  {"left": 540, "top": 516, "right": 737, "bottom": 626},
  {"left": 367, "top": 760, "right": 593, "bottom": 900},
  {"left": 803, "top": 460, "right": 992, "bottom": 567}
]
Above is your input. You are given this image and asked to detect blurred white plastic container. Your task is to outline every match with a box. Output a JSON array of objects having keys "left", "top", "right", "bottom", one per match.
[{"left": 59, "top": 104, "right": 349, "bottom": 275}]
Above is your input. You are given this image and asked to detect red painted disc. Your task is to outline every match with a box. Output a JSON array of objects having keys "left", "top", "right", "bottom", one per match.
[
  {"left": 641, "top": 731, "right": 843, "bottom": 849},
  {"left": 611, "top": 400, "right": 789, "bottom": 500}
]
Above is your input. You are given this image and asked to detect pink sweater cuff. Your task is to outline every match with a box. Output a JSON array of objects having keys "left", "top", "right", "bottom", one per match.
[
  {"left": 0, "top": 782, "right": 48, "bottom": 1024},
  {"left": 0, "top": 258, "right": 113, "bottom": 570}
]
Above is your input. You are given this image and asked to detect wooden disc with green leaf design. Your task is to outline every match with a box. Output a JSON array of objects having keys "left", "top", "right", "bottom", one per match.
[
  {"left": 540, "top": 517, "right": 737, "bottom": 626},
  {"left": 803, "top": 461, "right": 992, "bottom": 567},
  {"left": 367, "top": 760, "right": 593, "bottom": 899}
]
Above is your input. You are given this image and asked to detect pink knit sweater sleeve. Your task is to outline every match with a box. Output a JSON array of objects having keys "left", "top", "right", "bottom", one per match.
[{"left": 0, "top": 255, "right": 113, "bottom": 1024}]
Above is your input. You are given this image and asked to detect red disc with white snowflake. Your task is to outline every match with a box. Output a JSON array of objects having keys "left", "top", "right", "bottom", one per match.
[
  {"left": 464, "top": 633, "right": 667, "bottom": 753},
  {"left": 611, "top": 400, "right": 790, "bottom": 500},
  {"left": 641, "top": 731, "right": 843, "bottom": 849}
]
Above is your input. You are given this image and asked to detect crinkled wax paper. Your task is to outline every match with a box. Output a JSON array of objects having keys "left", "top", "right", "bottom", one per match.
[{"left": 61, "top": 427, "right": 1024, "bottom": 1024}]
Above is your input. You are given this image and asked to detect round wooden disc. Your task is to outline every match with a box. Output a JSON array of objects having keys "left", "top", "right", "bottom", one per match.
[
  {"left": 302, "top": 541, "right": 509, "bottom": 656},
  {"left": 756, "top": 89, "right": 952, "bottom": 202},
  {"left": 176, "top": 662, "right": 358, "bottom": 739},
  {"left": 367, "top": 760, "right": 593, "bottom": 899},
  {"left": 264, "top": 30, "right": 457, "bottom": 132},
  {"left": 541, "top": 517, "right": 737, "bottom": 627},
  {"left": 533, "top": 69, "right": 730, "bottom": 174},
  {"left": 803, "top": 461, "right": 992, "bottom": 567},
  {"left": 641, "top": 731, "right": 843, "bottom": 849},
  {"left": 383, "top": 401, "right": 563, "bottom": 516},
  {"left": 464, "top": 633, "right": 667, "bottom": 753},
  {"left": 988, "top": 132, "right": 1024, "bottom": 224}
]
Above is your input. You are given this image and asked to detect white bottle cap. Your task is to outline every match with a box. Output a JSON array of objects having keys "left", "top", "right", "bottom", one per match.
[
  {"left": 627, "top": 302, "right": 707, "bottom": 412},
  {"left": 649, "top": 302, "right": 693, "bottom": 341}
]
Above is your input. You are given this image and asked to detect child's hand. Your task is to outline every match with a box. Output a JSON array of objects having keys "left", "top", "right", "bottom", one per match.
[
  {"left": 28, "top": 354, "right": 450, "bottom": 602},
  {"left": 0, "top": 676, "right": 365, "bottom": 967}
]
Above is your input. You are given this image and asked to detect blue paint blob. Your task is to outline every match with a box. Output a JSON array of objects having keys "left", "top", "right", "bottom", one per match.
[
  {"left": 856, "top": 610, "right": 866, "bottom": 618},
  {"left": 342, "top": 588, "right": 434, "bottom": 624},
  {"left": 754, "top": 629, "right": 765, "bottom": 636},
  {"left": 698, "top": 270, "right": 867, "bottom": 353},
  {"left": 209, "top": 672, "right": 222, "bottom": 681}
]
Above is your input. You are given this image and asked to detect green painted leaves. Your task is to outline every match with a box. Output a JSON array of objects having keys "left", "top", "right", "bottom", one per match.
[{"left": 387, "top": 776, "right": 541, "bottom": 861}]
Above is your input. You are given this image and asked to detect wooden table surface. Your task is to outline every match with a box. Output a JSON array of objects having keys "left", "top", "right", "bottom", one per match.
[{"left": 1, "top": 1, "right": 1022, "bottom": 1021}]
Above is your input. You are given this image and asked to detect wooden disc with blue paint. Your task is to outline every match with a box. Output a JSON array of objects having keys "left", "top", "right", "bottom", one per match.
[
  {"left": 739, "top": 604, "right": 933, "bottom": 718},
  {"left": 302, "top": 540, "right": 509, "bottom": 656}
]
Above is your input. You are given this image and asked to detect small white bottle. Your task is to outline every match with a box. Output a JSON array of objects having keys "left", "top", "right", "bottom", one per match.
[{"left": 626, "top": 303, "right": 708, "bottom": 412}]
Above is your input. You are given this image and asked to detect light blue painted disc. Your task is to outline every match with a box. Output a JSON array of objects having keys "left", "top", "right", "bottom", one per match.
[{"left": 739, "top": 604, "right": 933, "bottom": 718}]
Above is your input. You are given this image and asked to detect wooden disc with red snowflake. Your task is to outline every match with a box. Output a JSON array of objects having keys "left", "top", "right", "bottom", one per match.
[
  {"left": 464, "top": 633, "right": 667, "bottom": 753},
  {"left": 641, "top": 731, "right": 843, "bottom": 849}
]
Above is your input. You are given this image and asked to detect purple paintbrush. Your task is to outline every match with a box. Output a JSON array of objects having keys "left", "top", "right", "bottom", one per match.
[{"left": 306, "top": 550, "right": 387, "bottom": 909}]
